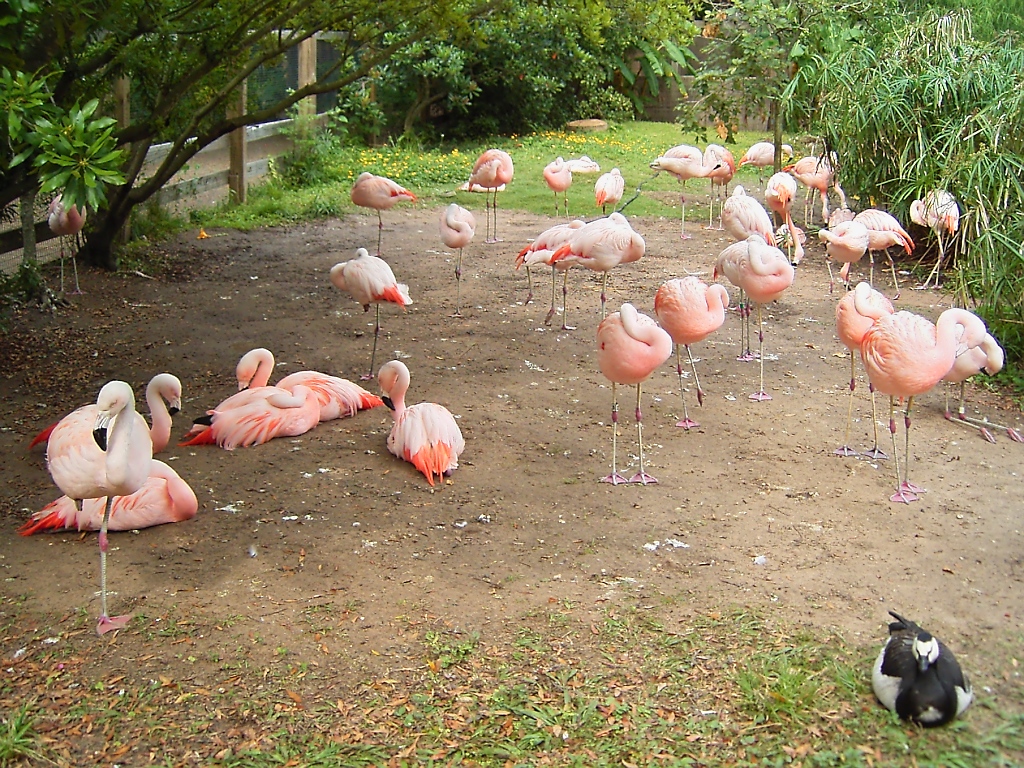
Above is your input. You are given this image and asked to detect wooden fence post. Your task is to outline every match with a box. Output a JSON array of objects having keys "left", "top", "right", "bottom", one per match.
[
  {"left": 298, "top": 36, "right": 317, "bottom": 126},
  {"left": 227, "top": 80, "right": 248, "bottom": 204}
]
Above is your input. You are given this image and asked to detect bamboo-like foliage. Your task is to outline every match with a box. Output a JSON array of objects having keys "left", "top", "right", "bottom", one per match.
[{"left": 811, "top": 11, "right": 1024, "bottom": 361}]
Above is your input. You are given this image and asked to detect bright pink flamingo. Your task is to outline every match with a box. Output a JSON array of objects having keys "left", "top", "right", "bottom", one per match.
[
  {"left": 595, "top": 168, "right": 625, "bottom": 214},
  {"left": 943, "top": 332, "right": 1021, "bottom": 442},
  {"left": 704, "top": 144, "right": 736, "bottom": 228},
  {"left": 783, "top": 156, "right": 834, "bottom": 225},
  {"left": 515, "top": 219, "right": 586, "bottom": 327},
  {"left": 439, "top": 204, "right": 476, "bottom": 316},
  {"left": 765, "top": 172, "right": 803, "bottom": 264},
  {"left": 738, "top": 142, "right": 794, "bottom": 185},
  {"left": 721, "top": 185, "right": 776, "bottom": 359},
  {"left": 834, "top": 282, "right": 894, "bottom": 458},
  {"left": 860, "top": 307, "right": 987, "bottom": 503},
  {"left": 650, "top": 144, "right": 720, "bottom": 239},
  {"left": 654, "top": 277, "right": 729, "bottom": 429},
  {"left": 543, "top": 157, "right": 573, "bottom": 218},
  {"left": 910, "top": 190, "right": 959, "bottom": 289},
  {"left": 819, "top": 219, "right": 870, "bottom": 292},
  {"left": 48, "top": 194, "right": 87, "bottom": 294},
  {"left": 714, "top": 236, "right": 794, "bottom": 401},
  {"left": 549, "top": 212, "right": 645, "bottom": 320},
  {"left": 596, "top": 303, "right": 673, "bottom": 484},
  {"left": 378, "top": 360, "right": 465, "bottom": 486},
  {"left": 23, "top": 460, "right": 197, "bottom": 535},
  {"left": 349, "top": 172, "right": 417, "bottom": 255},
  {"left": 330, "top": 248, "right": 413, "bottom": 380},
  {"left": 467, "top": 149, "right": 514, "bottom": 243},
  {"left": 854, "top": 209, "right": 915, "bottom": 298},
  {"left": 46, "top": 380, "right": 153, "bottom": 634}
]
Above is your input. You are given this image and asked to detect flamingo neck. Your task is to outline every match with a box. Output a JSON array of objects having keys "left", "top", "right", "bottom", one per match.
[
  {"left": 937, "top": 309, "right": 986, "bottom": 358},
  {"left": 146, "top": 382, "right": 172, "bottom": 452}
]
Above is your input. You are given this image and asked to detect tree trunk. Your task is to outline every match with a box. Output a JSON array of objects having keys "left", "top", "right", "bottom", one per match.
[
  {"left": 79, "top": 183, "right": 134, "bottom": 270},
  {"left": 770, "top": 99, "right": 783, "bottom": 172},
  {"left": 20, "top": 189, "right": 37, "bottom": 265}
]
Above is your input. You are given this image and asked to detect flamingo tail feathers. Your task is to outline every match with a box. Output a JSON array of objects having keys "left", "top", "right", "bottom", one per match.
[
  {"left": 178, "top": 427, "right": 216, "bottom": 447},
  {"left": 378, "top": 284, "right": 412, "bottom": 307},
  {"left": 29, "top": 421, "right": 58, "bottom": 449},
  {"left": 407, "top": 443, "right": 455, "bottom": 487}
]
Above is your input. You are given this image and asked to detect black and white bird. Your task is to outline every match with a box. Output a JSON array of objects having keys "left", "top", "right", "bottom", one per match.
[{"left": 872, "top": 611, "right": 974, "bottom": 727}]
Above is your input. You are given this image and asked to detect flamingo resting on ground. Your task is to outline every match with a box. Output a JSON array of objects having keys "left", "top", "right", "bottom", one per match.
[
  {"left": 714, "top": 236, "right": 795, "bottom": 401},
  {"left": 942, "top": 332, "right": 1021, "bottom": 443},
  {"left": 650, "top": 145, "right": 721, "bottom": 239},
  {"left": 834, "top": 282, "right": 894, "bottom": 458},
  {"left": 860, "top": 308, "right": 987, "bottom": 503},
  {"left": 515, "top": 219, "right": 586, "bottom": 328},
  {"left": 595, "top": 168, "right": 625, "bottom": 214},
  {"left": 543, "top": 157, "right": 573, "bottom": 219},
  {"left": 46, "top": 381, "right": 153, "bottom": 634},
  {"left": 48, "top": 194, "right": 87, "bottom": 294},
  {"left": 329, "top": 248, "right": 413, "bottom": 380},
  {"left": 738, "top": 142, "right": 794, "bottom": 185},
  {"left": 439, "top": 204, "right": 476, "bottom": 316},
  {"left": 854, "top": 209, "right": 915, "bottom": 298},
  {"left": 596, "top": 303, "right": 673, "bottom": 484},
  {"left": 654, "top": 277, "right": 729, "bottom": 429},
  {"left": 819, "top": 220, "right": 870, "bottom": 292},
  {"left": 765, "top": 172, "right": 803, "bottom": 264},
  {"left": 704, "top": 144, "right": 736, "bottom": 228},
  {"left": 466, "top": 149, "right": 514, "bottom": 243},
  {"left": 377, "top": 360, "right": 465, "bottom": 486},
  {"left": 350, "top": 173, "right": 417, "bottom": 255},
  {"left": 910, "top": 190, "right": 959, "bottom": 290}
]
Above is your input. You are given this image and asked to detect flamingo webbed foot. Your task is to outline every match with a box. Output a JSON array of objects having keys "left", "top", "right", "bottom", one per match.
[
  {"left": 890, "top": 489, "right": 919, "bottom": 504},
  {"left": 900, "top": 480, "right": 926, "bottom": 494},
  {"left": 834, "top": 446, "right": 858, "bottom": 457},
  {"left": 544, "top": 308, "right": 556, "bottom": 325},
  {"left": 600, "top": 472, "right": 630, "bottom": 485},
  {"left": 360, "top": 373, "right": 374, "bottom": 382},
  {"left": 862, "top": 447, "right": 889, "bottom": 460},
  {"left": 749, "top": 391, "right": 772, "bottom": 402},
  {"left": 560, "top": 324, "right": 576, "bottom": 332},
  {"left": 736, "top": 352, "right": 756, "bottom": 362},
  {"left": 97, "top": 614, "right": 131, "bottom": 635},
  {"left": 628, "top": 472, "right": 658, "bottom": 485},
  {"left": 980, "top": 427, "right": 997, "bottom": 444},
  {"left": 1007, "top": 428, "right": 1024, "bottom": 443},
  {"left": 676, "top": 418, "right": 699, "bottom": 430},
  {"left": 679, "top": 233, "right": 693, "bottom": 240}
]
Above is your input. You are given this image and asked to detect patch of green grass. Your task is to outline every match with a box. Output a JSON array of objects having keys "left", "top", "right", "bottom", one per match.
[{"left": 0, "top": 705, "right": 40, "bottom": 766}]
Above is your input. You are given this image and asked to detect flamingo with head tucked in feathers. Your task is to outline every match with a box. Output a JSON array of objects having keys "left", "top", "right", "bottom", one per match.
[
  {"left": 910, "top": 190, "right": 959, "bottom": 290},
  {"left": 595, "top": 168, "right": 625, "bottom": 214},
  {"left": 439, "top": 204, "right": 476, "bottom": 316},
  {"left": 48, "top": 194, "right": 87, "bottom": 294},
  {"left": 543, "top": 157, "right": 573, "bottom": 219},
  {"left": 942, "top": 332, "right": 1022, "bottom": 443},
  {"left": 350, "top": 172, "right": 417, "bottom": 255},
  {"left": 466, "top": 149, "right": 514, "bottom": 243}
]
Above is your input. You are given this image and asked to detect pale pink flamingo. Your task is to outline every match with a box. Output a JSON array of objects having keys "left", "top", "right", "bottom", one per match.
[
  {"left": 566, "top": 156, "right": 601, "bottom": 175},
  {"left": 30, "top": 373, "right": 182, "bottom": 454},
  {"left": 377, "top": 360, "right": 465, "bottom": 486},
  {"left": 819, "top": 219, "right": 870, "bottom": 292},
  {"left": 860, "top": 307, "right": 987, "bottom": 503},
  {"left": 942, "top": 332, "right": 1021, "bottom": 443},
  {"left": 853, "top": 209, "right": 915, "bottom": 298},
  {"left": 467, "top": 149, "right": 514, "bottom": 243},
  {"left": 515, "top": 219, "right": 586, "bottom": 327},
  {"left": 543, "top": 157, "right": 573, "bottom": 218},
  {"left": 910, "top": 190, "right": 959, "bottom": 289},
  {"left": 654, "top": 277, "right": 729, "bottom": 429},
  {"left": 549, "top": 212, "right": 645, "bottom": 320},
  {"left": 765, "top": 172, "right": 804, "bottom": 264},
  {"left": 594, "top": 168, "right": 625, "bottom": 214},
  {"left": 46, "top": 380, "right": 153, "bottom": 634},
  {"left": 22, "top": 460, "right": 197, "bottom": 535},
  {"left": 349, "top": 172, "right": 417, "bottom": 255},
  {"left": 650, "top": 144, "right": 721, "bottom": 239},
  {"left": 714, "top": 236, "right": 794, "bottom": 401},
  {"left": 834, "top": 282, "right": 894, "bottom": 458},
  {"left": 784, "top": 156, "right": 834, "bottom": 225},
  {"left": 329, "top": 248, "right": 413, "bottom": 380},
  {"left": 48, "top": 194, "right": 87, "bottom": 294},
  {"left": 738, "top": 142, "right": 794, "bottom": 185},
  {"left": 439, "top": 204, "right": 476, "bottom": 316},
  {"left": 704, "top": 144, "right": 736, "bottom": 228}
]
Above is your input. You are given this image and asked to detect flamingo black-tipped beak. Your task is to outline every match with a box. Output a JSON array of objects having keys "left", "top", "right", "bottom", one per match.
[
  {"left": 169, "top": 406, "right": 181, "bottom": 416},
  {"left": 93, "top": 427, "right": 108, "bottom": 451},
  {"left": 382, "top": 396, "right": 395, "bottom": 411}
]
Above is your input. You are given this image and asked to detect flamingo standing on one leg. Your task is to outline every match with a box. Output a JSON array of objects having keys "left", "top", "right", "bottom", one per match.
[
  {"left": 377, "top": 360, "right": 465, "bottom": 486},
  {"left": 438, "top": 204, "right": 476, "bottom": 316},
  {"left": 910, "top": 190, "right": 959, "bottom": 290},
  {"left": 595, "top": 168, "right": 625, "bottom": 214},
  {"left": 350, "top": 173, "right": 417, "bottom": 256},
  {"left": 860, "top": 307, "right": 987, "bottom": 503},
  {"left": 467, "top": 149, "right": 514, "bottom": 243},
  {"left": 46, "top": 381, "right": 153, "bottom": 634},
  {"left": 784, "top": 156, "right": 834, "bottom": 225},
  {"left": 765, "top": 172, "right": 804, "bottom": 265},
  {"left": 819, "top": 220, "right": 870, "bottom": 292},
  {"left": 543, "top": 157, "right": 573, "bottom": 219},
  {"left": 515, "top": 219, "right": 585, "bottom": 327},
  {"left": 654, "top": 277, "right": 729, "bottom": 429},
  {"left": 714, "top": 236, "right": 794, "bottom": 401},
  {"left": 853, "top": 209, "right": 915, "bottom": 298},
  {"left": 942, "top": 332, "right": 1022, "bottom": 442},
  {"left": 834, "top": 282, "right": 894, "bottom": 458},
  {"left": 704, "top": 144, "right": 736, "bottom": 228},
  {"left": 596, "top": 303, "right": 673, "bottom": 484},
  {"left": 329, "top": 248, "right": 413, "bottom": 380},
  {"left": 48, "top": 194, "right": 87, "bottom": 294},
  {"left": 738, "top": 142, "right": 794, "bottom": 185},
  {"left": 650, "top": 145, "right": 721, "bottom": 239}
]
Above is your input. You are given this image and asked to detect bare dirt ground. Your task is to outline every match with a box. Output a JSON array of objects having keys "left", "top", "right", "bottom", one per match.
[{"left": 1, "top": 199, "right": 1022, "bottom": 756}]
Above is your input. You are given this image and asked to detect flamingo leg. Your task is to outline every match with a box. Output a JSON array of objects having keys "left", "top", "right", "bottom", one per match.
[
  {"left": 679, "top": 184, "right": 692, "bottom": 240},
  {"left": 900, "top": 397, "right": 926, "bottom": 495},
  {"left": 601, "top": 382, "right": 628, "bottom": 484},
  {"left": 483, "top": 192, "right": 493, "bottom": 244},
  {"left": 563, "top": 191, "right": 569, "bottom": 220},
  {"left": 97, "top": 495, "right": 131, "bottom": 635},
  {"left": 561, "top": 269, "right": 575, "bottom": 331},
  {"left": 70, "top": 245, "right": 83, "bottom": 294},
  {"left": 674, "top": 345, "right": 697, "bottom": 429},
  {"left": 920, "top": 232, "right": 946, "bottom": 289},
  {"left": 863, "top": 382, "right": 889, "bottom": 459},
  {"left": 888, "top": 397, "right": 917, "bottom": 503},
  {"left": 749, "top": 304, "right": 772, "bottom": 401},
  {"left": 544, "top": 268, "right": 557, "bottom": 325},
  {"left": 835, "top": 352, "right": 858, "bottom": 456},
  {"left": 736, "top": 289, "right": 754, "bottom": 362},
  {"left": 376, "top": 210, "right": 384, "bottom": 256},
  {"left": 600, "top": 271, "right": 609, "bottom": 319},
  {"left": 629, "top": 384, "right": 658, "bottom": 484},
  {"left": 492, "top": 191, "right": 502, "bottom": 243},
  {"left": 362, "top": 304, "right": 381, "bottom": 381},
  {"left": 868, "top": 251, "right": 875, "bottom": 287},
  {"left": 453, "top": 248, "right": 464, "bottom": 317},
  {"left": 947, "top": 381, "right": 1001, "bottom": 443},
  {"left": 686, "top": 343, "right": 705, "bottom": 407},
  {"left": 887, "top": 250, "right": 902, "bottom": 300},
  {"left": 707, "top": 185, "right": 716, "bottom": 229},
  {"left": 525, "top": 265, "right": 534, "bottom": 305}
]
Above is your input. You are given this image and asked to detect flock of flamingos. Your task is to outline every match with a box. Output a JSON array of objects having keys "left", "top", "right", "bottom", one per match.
[{"left": 27, "top": 138, "right": 1005, "bottom": 725}]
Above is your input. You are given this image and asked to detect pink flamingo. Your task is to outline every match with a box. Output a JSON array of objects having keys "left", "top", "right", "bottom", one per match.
[
  {"left": 819, "top": 219, "right": 870, "bottom": 292},
  {"left": 943, "top": 332, "right": 1022, "bottom": 443},
  {"left": 596, "top": 303, "right": 673, "bottom": 484},
  {"left": 654, "top": 277, "right": 729, "bottom": 429},
  {"left": 566, "top": 156, "right": 601, "bottom": 175},
  {"left": 765, "top": 172, "right": 803, "bottom": 264},
  {"left": 349, "top": 173, "right": 417, "bottom": 255},
  {"left": 543, "top": 157, "right": 573, "bottom": 218},
  {"left": 48, "top": 194, "right": 87, "bottom": 294},
  {"left": 854, "top": 209, "right": 915, "bottom": 298},
  {"left": 650, "top": 144, "right": 721, "bottom": 239},
  {"left": 179, "top": 381, "right": 319, "bottom": 450},
  {"left": 378, "top": 360, "right": 465, "bottom": 486},
  {"left": 595, "top": 168, "right": 625, "bottom": 214},
  {"left": 738, "top": 142, "right": 794, "bottom": 185},
  {"left": 515, "top": 219, "right": 586, "bottom": 327},
  {"left": 704, "top": 144, "right": 736, "bottom": 228},
  {"left": 330, "top": 248, "right": 413, "bottom": 380},
  {"left": 46, "top": 380, "right": 153, "bottom": 634},
  {"left": 22, "top": 460, "right": 197, "bottom": 535},
  {"left": 834, "top": 282, "right": 894, "bottom": 458},
  {"left": 438, "top": 204, "right": 476, "bottom": 316},
  {"left": 467, "top": 149, "right": 514, "bottom": 243},
  {"left": 714, "top": 236, "right": 794, "bottom": 401},
  {"left": 860, "top": 307, "right": 987, "bottom": 503},
  {"left": 910, "top": 190, "right": 959, "bottom": 289},
  {"left": 783, "top": 156, "right": 834, "bottom": 225}
]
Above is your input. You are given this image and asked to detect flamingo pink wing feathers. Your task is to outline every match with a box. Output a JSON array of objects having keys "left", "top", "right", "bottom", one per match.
[
  {"left": 835, "top": 282, "right": 894, "bottom": 351},
  {"left": 276, "top": 371, "right": 384, "bottom": 421},
  {"left": 350, "top": 173, "right": 417, "bottom": 211},
  {"left": 854, "top": 209, "right": 915, "bottom": 253},
  {"left": 388, "top": 403, "right": 465, "bottom": 487},
  {"left": 596, "top": 305, "right": 673, "bottom": 386},
  {"left": 594, "top": 169, "right": 625, "bottom": 209},
  {"left": 722, "top": 188, "right": 775, "bottom": 245},
  {"left": 516, "top": 220, "right": 585, "bottom": 269},
  {"left": 654, "top": 277, "right": 729, "bottom": 346},
  {"left": 469, "top": 149, "right": 514, "bottom": 189},
  {"left": 439, "top": 204, "right": 476, "bottom": 250},
  {"left": 543, "top": 157, "right": 573, "bottom": 193},
  {"left": 181, "top": 386, "right": 320, "bottom": 450}
]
